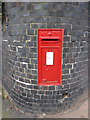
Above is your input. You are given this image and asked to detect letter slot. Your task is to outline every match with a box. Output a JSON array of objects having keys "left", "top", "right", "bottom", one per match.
[{"left": 42, "top": 39, "right": 58, "bottom": 41}]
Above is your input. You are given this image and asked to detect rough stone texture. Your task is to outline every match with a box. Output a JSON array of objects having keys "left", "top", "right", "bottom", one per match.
[
  {"left": 0, "top": 2, "right": 2, "bottom": 120},
  {"left": 2, "top": 2, "right": 88, "bottom": 114}
]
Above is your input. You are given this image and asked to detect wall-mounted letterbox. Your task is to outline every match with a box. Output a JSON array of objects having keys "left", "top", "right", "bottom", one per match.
[{"left": 37, "top": 29, "right": 63, "bottom": 86}]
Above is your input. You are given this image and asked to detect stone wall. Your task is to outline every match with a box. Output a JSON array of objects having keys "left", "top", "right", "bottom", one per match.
[
  {"left": 2, "top": 2, "right": 88, "bottom": 114},
  {"left": 0, "top": 2, "right": 2, "bottom": 84},
  {"left": 0, "top": 2, "right": 2, "bottom": 119}
]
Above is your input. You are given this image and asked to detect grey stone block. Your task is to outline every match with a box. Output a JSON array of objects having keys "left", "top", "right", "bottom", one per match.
[
  {"left": 56, "top": 11, "right": 64, "bottom": 17},
  {"left": 47, "top": 11, "right": 56, "bottom": 17},
  {"left": 34, "top": 4, "right": 42, "bottom": 10},
  {"left": 28, "top": 30, "right": 34, "bottom": 35},
  {"left": 31, "top": 23, "right": 46, "bottom": 29},
  {"left": 43, "top": 3, "right": 53, "bottom": 10}
]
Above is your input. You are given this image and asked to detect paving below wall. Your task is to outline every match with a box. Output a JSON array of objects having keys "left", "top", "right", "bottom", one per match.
[{"left": 2, "top": 89, "right": 88, "bottom": 118}]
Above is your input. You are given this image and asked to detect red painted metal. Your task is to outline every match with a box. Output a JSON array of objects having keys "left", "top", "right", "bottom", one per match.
[{"left": 37, "top": 29, "right": 63, "bottom": 86}]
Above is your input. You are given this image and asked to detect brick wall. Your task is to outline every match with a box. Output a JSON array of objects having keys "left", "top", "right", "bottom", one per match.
[{"left": 2, "top": 2, "right": 88, "bottom": 114}]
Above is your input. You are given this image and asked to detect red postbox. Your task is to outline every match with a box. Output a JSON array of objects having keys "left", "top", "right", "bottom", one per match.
[{"left": 37, "top": 29, "right": 63, "bottom": 86}]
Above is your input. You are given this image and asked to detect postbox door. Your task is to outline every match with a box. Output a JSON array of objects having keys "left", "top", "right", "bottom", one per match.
[
  {"left": 38, "top": 29, "right": 63, "bottom": 86},
  {"left": 41, "top": 47, "right": 60, "bottom": 84}
]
